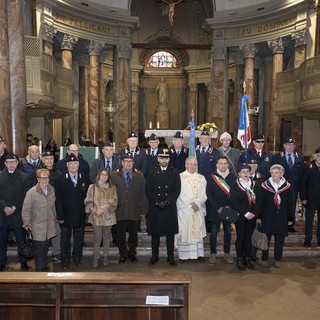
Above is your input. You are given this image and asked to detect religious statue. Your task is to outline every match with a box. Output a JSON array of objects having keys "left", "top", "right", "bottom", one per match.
[
  {"left": 162, "top": 0, "right": 183, "bottom": 37},
  {"left": 155, "top": 77, "right": 169, "bottom": 106}
]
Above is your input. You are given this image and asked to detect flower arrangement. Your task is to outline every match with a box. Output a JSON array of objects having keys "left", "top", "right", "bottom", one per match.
[{"left": 196, "top": 122, "right": 217, "bottom": 133}]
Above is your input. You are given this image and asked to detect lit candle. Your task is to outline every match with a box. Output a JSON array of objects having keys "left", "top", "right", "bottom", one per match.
[
  {"left": 156, "top": 122, "right": 160, "bottom": 129},
  {"left": 38, "top": 140, "right": 42, "bottom": 155},
  {"left": 149, "top": 121, "right": 152, "bottom": 129}
]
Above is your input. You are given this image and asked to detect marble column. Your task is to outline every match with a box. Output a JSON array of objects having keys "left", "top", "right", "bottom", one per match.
[
  {"left": 61, "top": 34, "right": 78, "bottom": 142},
  {"left": 131, "top": 83, "right": 139, "bottom": 134},
  {"left": 43, "top": 23, "right": 56, "bottom": 56},
  {"left": 8, "top": 0, "right": 28, "bottom": 156},
  {"left": 210, "top": 46, "right": 227, "bottom": 134},
  {"left": 291, "top": 29, "right": 307, "bottom": 153},
  {"left": 99, "top": 50, "right": 108, "bottom": 143},
  {"left": 77, "top": 54, "right": 89, "bottom": 140},
  {"left": 252, "top": 57, "right": 262, "bottom": 135},
  {"left": 232, "top": 52, "right": 244, "bottom": 148},
  {"left": 314, "top": 2, "right": 320, "bottom": 57},
  {"left": 0, "top": 0, "right": 12, "bottom": 151},
  {"left": 114, "top": 44, "right": 132, "bottom": 148},
  {"left": 268, "top": 38, "right": 284, "bottom": 152},
  {"left": 88, "top": 40, "right": 103, "bottom": 144}
]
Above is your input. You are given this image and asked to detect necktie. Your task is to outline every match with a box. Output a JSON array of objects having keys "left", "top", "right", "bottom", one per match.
[
  {"left": 33, "top": 161, "right": 37, "bottom": 166},
  {"left": 131, "top": 150, "right": 135, "bottom": 157},
  {"left": 151, "top": 150, "right": 154, "bottom": 157},
  {"left": 201, "top": 147, "right": 205, "bottom": 154},
  {"left": 72, "top": 175, "right": 77, "bottom": 187},
  {"left": 176, "top": 150, "right": 180, "bottom": 155},
  {"left": 106, "top": 160, "right": 111, "bottom": 171},
  {"left": 288, "top": 154, "right": 293, "bottom": 168},
  {"left": 126, "top": 172, "right": 131, "bottom": 187}
]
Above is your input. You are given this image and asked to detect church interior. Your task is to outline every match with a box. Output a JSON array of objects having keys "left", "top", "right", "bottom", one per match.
[{"left": 1, "top": 0, "right": 320, "bottom": 157}]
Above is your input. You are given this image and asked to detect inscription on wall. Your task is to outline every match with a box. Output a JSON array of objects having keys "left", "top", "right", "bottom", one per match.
[{"left": 53, "top": 12, "right": 117, "bottom": 36}]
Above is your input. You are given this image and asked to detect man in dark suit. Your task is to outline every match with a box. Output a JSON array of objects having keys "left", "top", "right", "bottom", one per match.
[
  {"left": 118, "top": 132, "right": 147, "bottom": 176},
  {"left": 20, "top": 145, "right": 42, "bottom": 185},
  {"left": 169, "top": 131, "right": 189, "bottom": 173},
  {"left": 146, "top": 149, "right": 181, "bottom": 266},
  {"left": 196, "top": 130, "right": 219, "bottom": 178},
  {"left": 146, "top": 133, "right": 162, "bottom": 177},
  {"left": 89, "top": 141, "right": 121, "bottom": 182},
  {"left": 0, "top": 154, "right": 31, "bottom": 271},
  {"left": 273, "top": 137, "right": 305, "bottom": 232},
  {"left": 301, "top": 147, "right": 320, "bottom": 247},
  {"left": 55, "top": 153, "right": 90, "bottom": 269},
  {"left": 0, "top": 136, "right": 10, "bottom": 171}
]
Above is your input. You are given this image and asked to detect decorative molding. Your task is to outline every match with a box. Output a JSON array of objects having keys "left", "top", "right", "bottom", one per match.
[
  {"left": 88, "top": 40, "right": 104, "bottom": 56},
  {"left": 211, "top": 46, "right": 226, "bottom": 60},
  {"left": 239, "top": 44, "right": 256, "bottom": 59},
  {"left": 61, "top": 34, "right": 78, "bottom": 50},
  {"left": 43, "top": 23, "right": 56, "bottom": 42},
  {"left": 291, "top": 29, "right": 307, "bottom": 47},
  {"left": 268, "top": 37, "right": 284, "bottom": 54},
  {"left": 117, "top": 44, "right": 132, "bottom": 59}
]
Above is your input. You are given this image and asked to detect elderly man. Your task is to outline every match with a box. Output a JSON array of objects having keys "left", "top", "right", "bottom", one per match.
[
  {"left": 110, "top": 154, "right": 148, "bottom": 264},
  {"left": 55, "top": 153, "right": 90, "bottom": 269},
  {"left": 118, "top": 132, "right": 147, "bottom": 176},
  {"left": 176, "top": 157, "right": 207, "bottom": 262},
  {"left": 169, "top": 131, "right": 189, "bottom": 173},
  {"left": 238, "top": 133, "right": 273, "bottom": 178},
  {"left": 218, "top": 132, "right": 240, "bottom": 176},
  {"left": 90, "top": 141, "right": 121, "bottom": 182},
  {"left": 0, "top": 154, "right": 31, "bottom": 271},
  {"left": 196, "top": 130, "right": 219, "bottom": 178},
  {"left": 273, "top": 137, "right": 305, "bottom": 230},
  {"left": 0, "top": 136, "right": 9, "bottom": 171},
  {"left": 20, "top": 145, "right": 42, "bottom": 185},
  {"left": 206, "top": 156, "right": 236, "bottom": 264},
  {"left": 56, "top": 144, "right": 90, "bottom": 177},
  {"left": 146, "top": 149, "right": 181, "bottom": 266},
  {"left": 301, "top": 147, "right": 320, "bottom": 248}
]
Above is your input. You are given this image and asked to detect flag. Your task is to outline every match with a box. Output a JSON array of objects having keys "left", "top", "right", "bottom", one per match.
[
  {"left": 188, "top": 120, "right": 196, "bottom": 158},
  {"left": 237, "top": 95, "right": 252, "bottom": 148}
]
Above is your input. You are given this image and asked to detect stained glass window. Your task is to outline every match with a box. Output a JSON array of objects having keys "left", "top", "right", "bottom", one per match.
[{"left": 146, "top": 51, "right": 179, "bottom": 68}]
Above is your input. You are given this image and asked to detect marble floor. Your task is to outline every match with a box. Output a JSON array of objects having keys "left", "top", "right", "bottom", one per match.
[{"left": 6, "top": 254, "right": 320, "bottom": 320}]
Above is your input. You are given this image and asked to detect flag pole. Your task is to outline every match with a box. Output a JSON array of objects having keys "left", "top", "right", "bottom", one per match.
[{"left": 243, "top": 82, "right": 248, "bottom": 161}]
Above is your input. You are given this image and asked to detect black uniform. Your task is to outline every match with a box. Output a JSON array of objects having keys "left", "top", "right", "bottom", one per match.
[
  {"left": 118, "top": 147, "right": 147, "bottom": 176},
  {"left": 169, "top": 146, "right": 189, "bottom": 173},
  {"left": 196, "top": 145, "right": 220, "bottom": 178}
]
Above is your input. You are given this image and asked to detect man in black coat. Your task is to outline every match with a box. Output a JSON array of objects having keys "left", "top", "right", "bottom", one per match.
[
  {"left": 273, "top": 137, "right": 305, "bottom": 231},
  {"left": 169, "top": 131, "right": 189, "bottom": 173},
  {"left": 55, "top": 153, "right": 90, "bottom": 269},
  {"left": 118, "top": 132, "right": 147, "bottom": 177},
  {"left": 0, "top": 154, "right": 31, "bottom": 271},
  {"left": 301, "top": 147, "right": 320, "bottom": 247},
  {"left": 146, "top": 149, "right": 181, "bottom": 266},
  {"left": 146, "top": 133, "right": 162, "bottom": 177},
  {"left": 0, "top": 136, "right": 10, "bottom": 171}
]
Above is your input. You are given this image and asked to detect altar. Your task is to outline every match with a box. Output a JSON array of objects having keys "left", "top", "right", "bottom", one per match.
[{"left": 144, "top": 129, "right": 218, "bottom": 146}]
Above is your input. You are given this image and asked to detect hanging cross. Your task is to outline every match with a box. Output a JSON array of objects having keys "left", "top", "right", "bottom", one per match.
[{"left": 161, "top": 0, "right": 184, "bottom": 38}]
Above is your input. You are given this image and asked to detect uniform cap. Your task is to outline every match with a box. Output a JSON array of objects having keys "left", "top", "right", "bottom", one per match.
[
  {"left": 66, "top": 153, "right": 79, "bottom": 162},
  {"left": 158, "top": 148, "right": 170, "bottom": 157},
  {"left": 122, "top": 153, "right": 134, "bottom": 160},
  {"left": 284, "top": 137, "right": 295, "bottom": 144},
  {"left": 4, "top": 153, "right": 18, "bottom": 161},
  {"left": 103, "top": 141, "right": 113, "bottom": 148},
  {"left": 149, "top": 133, "right": 159, "bottom": 141},
  {"left": 42, "top": 151, "right": 54, "bottom": 157},
  {"left": 248, "top": 159, "right": 258, "bottom": 165},
  {"left": 252, "top": 133, "right": 264, "bottom": 141},
  {"left": 200, "top": 130, "right": 210, "bottom": 136},
  {"left": 220, "top": 132, "right": 232, "bottom": 141},
  {"left": 173, "top": 131, "right": 183, "bottom": 139},
  {"left": 237, "top": 163, "right": 250, "bottom": 172},
  {"left": 128, "top": 132, "right": 138, "bottom": 138}
]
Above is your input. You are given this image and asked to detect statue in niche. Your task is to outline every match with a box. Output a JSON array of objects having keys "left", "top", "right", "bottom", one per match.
[{"left": 155, "top": 77, "right": 169, "bottom": 106}]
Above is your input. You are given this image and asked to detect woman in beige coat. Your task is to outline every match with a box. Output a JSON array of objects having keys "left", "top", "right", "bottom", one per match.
[
  {"left": 85, "top": 168, "right": 117, "bottom": 268},
  {"left": 22, "top": 168, "right": 60, "bottom": 271}
]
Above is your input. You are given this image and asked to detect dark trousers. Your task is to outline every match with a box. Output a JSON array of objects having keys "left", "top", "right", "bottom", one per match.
[
  {"left": 235, "top": 216, "right": 256, "bottom": 258},
  {"left": 60, "top": 226, "right": 85, "bottom": 263},
  {"left": 305, "top": 206, "right": 320, "bottom": 243},
  {"left": 151, "top": 234, "right": 175, "bottom": 257},
  {"left": 116, "top": 220, "right": 138, "bottom": 257},
  {"left": 262, "top": 233, "right": 285, "bottom": 262},
  {"left": 210, "top": 220, "right": 231, "bottom": 254},
  {"left": 33, "top": 239, "right": 50, "bottom": 271},
  {"left": 0, "top": 224, "right": 28, "bottom": 265}
]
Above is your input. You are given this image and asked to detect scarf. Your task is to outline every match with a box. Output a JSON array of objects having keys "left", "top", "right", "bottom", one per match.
[
  {"left": 237, "top": 178, "right": 256, "bottom": 206},
  {"left": 217, "top": 168, "right": 229, "bottom": 179},
  {"left": 212, "top": 173, "right": 231, "bottom": 198},
  {"left": 261, "top": 177, "right": 291, "bottom": 209}
]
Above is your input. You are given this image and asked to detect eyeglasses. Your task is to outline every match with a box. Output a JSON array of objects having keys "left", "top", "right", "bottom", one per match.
[{"left": 254, "top": 140, "right": 265, "bottom": 143}]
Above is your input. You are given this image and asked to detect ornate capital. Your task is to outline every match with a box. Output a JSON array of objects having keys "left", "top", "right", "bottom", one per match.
[
  {"left": 88, "top": 40, "right": 104, "bottom": 56},
  {"left": 117, "top": 44, "right": 132, "bottom": 59},
  {"left": 211, "top": 46, "right": 226, "bottom": 60},
  {"left": 131, "top": 83, "right": 139, "bottom": 91},
  {"left": 43, "top": 23, "right": 56, "bottom": 42},
  {"left": 189, "top": 83, "right": 197, "bottom": 92},
  {"left": 61, "top": 34, "right": 78, "bottom": 51},
  {"left": 239, "top": 44, "right": 256, "bottom": 59},
  {"left": 267, "top": 38, "right": 284, "bottom": 54},
  {"left": 292, "top": 29, "right": 307, "bottom": 47}
]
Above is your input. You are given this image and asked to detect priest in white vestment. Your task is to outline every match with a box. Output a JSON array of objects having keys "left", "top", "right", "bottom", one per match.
[{"left": 176, "top": 156, "right": 207, "bottom": 261}]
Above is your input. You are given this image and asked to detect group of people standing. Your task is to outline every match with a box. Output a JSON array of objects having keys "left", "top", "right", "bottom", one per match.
[{"left": 0, "top": 129, "right": 318, "bottom": 272}]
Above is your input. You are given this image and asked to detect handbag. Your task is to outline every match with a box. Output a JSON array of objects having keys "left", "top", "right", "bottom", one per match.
[
  {"left": 251, "top": 225, "right": 268, "bottom": 251},
  {"left": 220, "top": 207, "right": 239, "bottom": 223},
  {"left": 18, "top": 230, "right": 36, "bottom": 259}
]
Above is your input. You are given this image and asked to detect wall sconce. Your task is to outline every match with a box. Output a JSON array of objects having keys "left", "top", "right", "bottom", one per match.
[{"left": 103, "top": 101, "right": 118, "bottom": 130}]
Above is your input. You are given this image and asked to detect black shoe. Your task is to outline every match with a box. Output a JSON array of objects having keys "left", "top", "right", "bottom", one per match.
[
  {"left": 303, "top": 241, "right": 311, "bottom": 248},
  {"left": 288, "top": 226, "right": 297, "bottom": 233},
  {"left": 148, "top": 255, "right": 159, "bottom": 265},
  {"left": 128, "top": 255, "right": 137, "bottom": 263},
  {"left": 236, "top": 257, "right": 246, "bottom": 271},
  {"left": 250, "top": 255, "right": 259, "bottom": 263},
  {"left": 0, "top": 264, "right": 6, "bottom": 272},
  {"left": 119, "top": 256, "right": 127, "bottom": 264},
  {"left": 245, "top": 257, "right": 255, "bottom": 270},
  {"left": 20, "top": 262, "right": 30, "bottom": 271},
  {"left": 197, "top": 256, "right": 205, "bottom": 262},
  {"left": 167, "top": 256, "right": 177, "bottom": 266}
]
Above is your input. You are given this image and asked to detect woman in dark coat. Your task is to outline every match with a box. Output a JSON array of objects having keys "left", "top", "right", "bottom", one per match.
[
  {"left": 230, "top": 163, "right": 259, "bottom": 271},
  {"left": 257, "top": 164, "right": 294, "bottom": 268}
]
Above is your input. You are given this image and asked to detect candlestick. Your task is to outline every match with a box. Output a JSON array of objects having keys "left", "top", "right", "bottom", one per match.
[
  {"left": 149, "top": 121, "right": 152, "bottom": 129},
  {"left": 156, "top": 121, "right": 160, "bottom": 129}
]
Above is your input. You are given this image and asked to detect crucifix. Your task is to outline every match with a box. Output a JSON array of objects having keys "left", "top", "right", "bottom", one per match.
[{"left": 161, "top": 0, "right": 183, "bottom": 38}]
